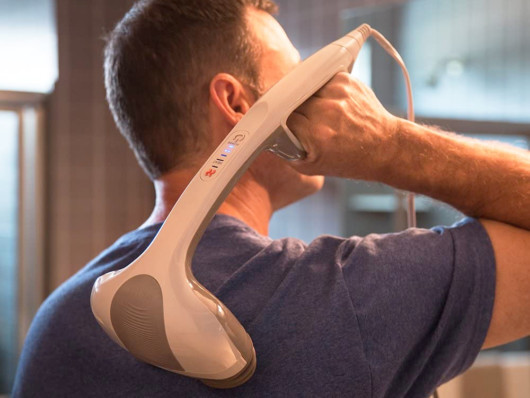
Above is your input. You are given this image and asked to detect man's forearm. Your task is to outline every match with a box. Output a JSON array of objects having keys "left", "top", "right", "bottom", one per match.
[{"left": 375, "top": 119, "right": 530, "bottom": 230}]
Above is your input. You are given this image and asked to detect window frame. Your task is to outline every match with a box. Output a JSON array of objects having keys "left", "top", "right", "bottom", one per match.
[{"left": 0, "top": 90, "right": 46, "bottom": 375}]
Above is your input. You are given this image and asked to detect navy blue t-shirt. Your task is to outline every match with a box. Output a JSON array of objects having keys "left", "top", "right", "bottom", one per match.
[{"left": 13, "top": 215, "right": 495, "bottom": 397}]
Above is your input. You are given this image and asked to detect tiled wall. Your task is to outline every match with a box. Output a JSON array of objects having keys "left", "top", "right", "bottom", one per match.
[
  {"left": 47, "top": 0, "right": 152, "bottom": 291},
  {"left": 275, "top": 0, "right": 406, "bottom": 56}
]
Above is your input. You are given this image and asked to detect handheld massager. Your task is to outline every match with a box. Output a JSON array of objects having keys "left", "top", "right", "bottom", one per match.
[{"left": 91, "top": 24, "right": 413, "bottom": 388}]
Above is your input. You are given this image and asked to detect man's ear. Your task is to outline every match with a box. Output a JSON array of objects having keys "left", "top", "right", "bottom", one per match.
[{"left": 209, "top": 73, "right": 255, "bottom": 126}]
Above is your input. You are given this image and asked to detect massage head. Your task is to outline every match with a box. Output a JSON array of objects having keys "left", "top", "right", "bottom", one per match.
[
  {"left": 90, "top": 24, "right": 372, "bottom": 387},
  {"left": 91, "top": 261, "right": 256, "bottom": 388}
]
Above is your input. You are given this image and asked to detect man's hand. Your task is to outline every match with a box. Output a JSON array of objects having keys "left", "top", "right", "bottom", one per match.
[
  {"left": 287, "top": 72, "right": 530, "bottom": 231},
  {"left": 287, "top": 72, "right": 399, "bottom": 180}
]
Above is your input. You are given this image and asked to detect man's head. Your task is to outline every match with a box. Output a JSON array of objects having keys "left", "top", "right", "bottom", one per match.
[
  {"left": 104, "top": 0, "right": 277, "bottom": 180},
  {"left": 105, "top": 0, "right": 324, "bottom": 209}
]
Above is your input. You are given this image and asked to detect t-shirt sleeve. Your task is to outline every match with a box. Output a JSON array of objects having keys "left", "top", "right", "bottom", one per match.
[{"left": 339, "top": 218, "right": 496, "bottom": 397}]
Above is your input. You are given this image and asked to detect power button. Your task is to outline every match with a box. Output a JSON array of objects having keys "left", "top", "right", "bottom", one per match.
[{"left": 232, "top": 133, "right": 245, "bottom": 144}]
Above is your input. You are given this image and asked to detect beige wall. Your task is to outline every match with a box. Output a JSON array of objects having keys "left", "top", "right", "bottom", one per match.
[{"left": 47, "top": 0, "right": 153, "bottom": 291}]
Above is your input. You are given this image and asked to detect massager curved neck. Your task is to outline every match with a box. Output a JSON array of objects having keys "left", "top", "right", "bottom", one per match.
[{"left": 90, "top": 24, "right": 414, "bottom": 388}]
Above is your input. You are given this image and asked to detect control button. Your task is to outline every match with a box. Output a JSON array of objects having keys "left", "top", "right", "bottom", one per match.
[{"left": 231, "top": 133, "right": 245, "bottom": 144}]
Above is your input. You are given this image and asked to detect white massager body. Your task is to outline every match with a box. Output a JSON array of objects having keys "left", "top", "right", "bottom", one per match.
[{"left": 91, "top": 25, "right": 371, "bottom": 388}]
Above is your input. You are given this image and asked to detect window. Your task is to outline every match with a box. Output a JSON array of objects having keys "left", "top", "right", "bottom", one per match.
[
  {"left": 0, "top": 0, "right": 56, "bottom": 393},
  {"left": 0, "top": 0, "right": 57, "bottom": 93},
  {"left": 0, "top": 94, "right": 46, "bottom": 395},
  {"left": 0, "top": 110, "right": 19, "bottom": 394}
]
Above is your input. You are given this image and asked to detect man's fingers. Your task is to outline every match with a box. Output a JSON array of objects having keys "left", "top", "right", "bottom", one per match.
[
  {"left": 291, "top": 96, "right": 326, "bottom": 119},
  {"left": 286, "top": 111, "right": 310, "bottom": 137},
  {"left": 285, "top": 111, "right": 321, "bottom": 165},
  {"left": 311, "top": 72, "right": 353, "bottom": 99},
  {"left": 295, "top": 72, "right": 366, "bottom": 118}
]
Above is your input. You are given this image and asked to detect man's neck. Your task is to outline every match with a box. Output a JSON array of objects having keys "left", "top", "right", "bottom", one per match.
[
  {"left": 141, "top": 169, "right": 273, "bottom": 235},
  {"left": 217, "top": 176, "right": 273, "bottom": 235}
]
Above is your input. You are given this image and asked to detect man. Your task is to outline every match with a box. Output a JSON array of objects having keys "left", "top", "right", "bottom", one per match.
[{"left": 13, "top": 0, "right": 530, "bottom": 397}]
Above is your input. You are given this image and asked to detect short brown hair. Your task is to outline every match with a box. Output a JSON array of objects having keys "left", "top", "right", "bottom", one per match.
[{"left": 104, "top": 0, "right": 278, "bottom": 179}]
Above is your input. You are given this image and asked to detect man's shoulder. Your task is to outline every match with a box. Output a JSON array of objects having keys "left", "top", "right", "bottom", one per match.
[
  {"left": 87, "top": 223, "right": 161, "bottom": 272},
  {"left": 30, "top": 224, "right": 161, "bottom": 337}
]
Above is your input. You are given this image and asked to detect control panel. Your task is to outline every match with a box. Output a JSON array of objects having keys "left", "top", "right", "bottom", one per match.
[{"left": 200, "top": 131, "right": 248, "bottom": 182}]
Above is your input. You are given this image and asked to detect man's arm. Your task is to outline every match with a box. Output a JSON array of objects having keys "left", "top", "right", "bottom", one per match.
[
  {"left": 479, "top": 219, "right": 530, "bottom": 348},
  {"left": 287, "top": 72, "right": 530, "bottom": 348}
]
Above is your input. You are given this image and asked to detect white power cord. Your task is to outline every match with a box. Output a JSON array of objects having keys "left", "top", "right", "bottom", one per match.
[
  {"left": 369, "top": 29, "right": 417, "bottom": 229},
  {"left": 370, "top": 29, "right": 440, "bottom": 398}
]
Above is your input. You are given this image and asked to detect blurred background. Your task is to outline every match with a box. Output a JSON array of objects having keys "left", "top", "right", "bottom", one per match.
[{"left": 0, "top": 0, "right": 528, "bottom": 396}]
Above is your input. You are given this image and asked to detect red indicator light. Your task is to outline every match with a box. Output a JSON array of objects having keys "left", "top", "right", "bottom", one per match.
[{"left": 205, "top": 169, "right": 216, "bottom": 177}]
